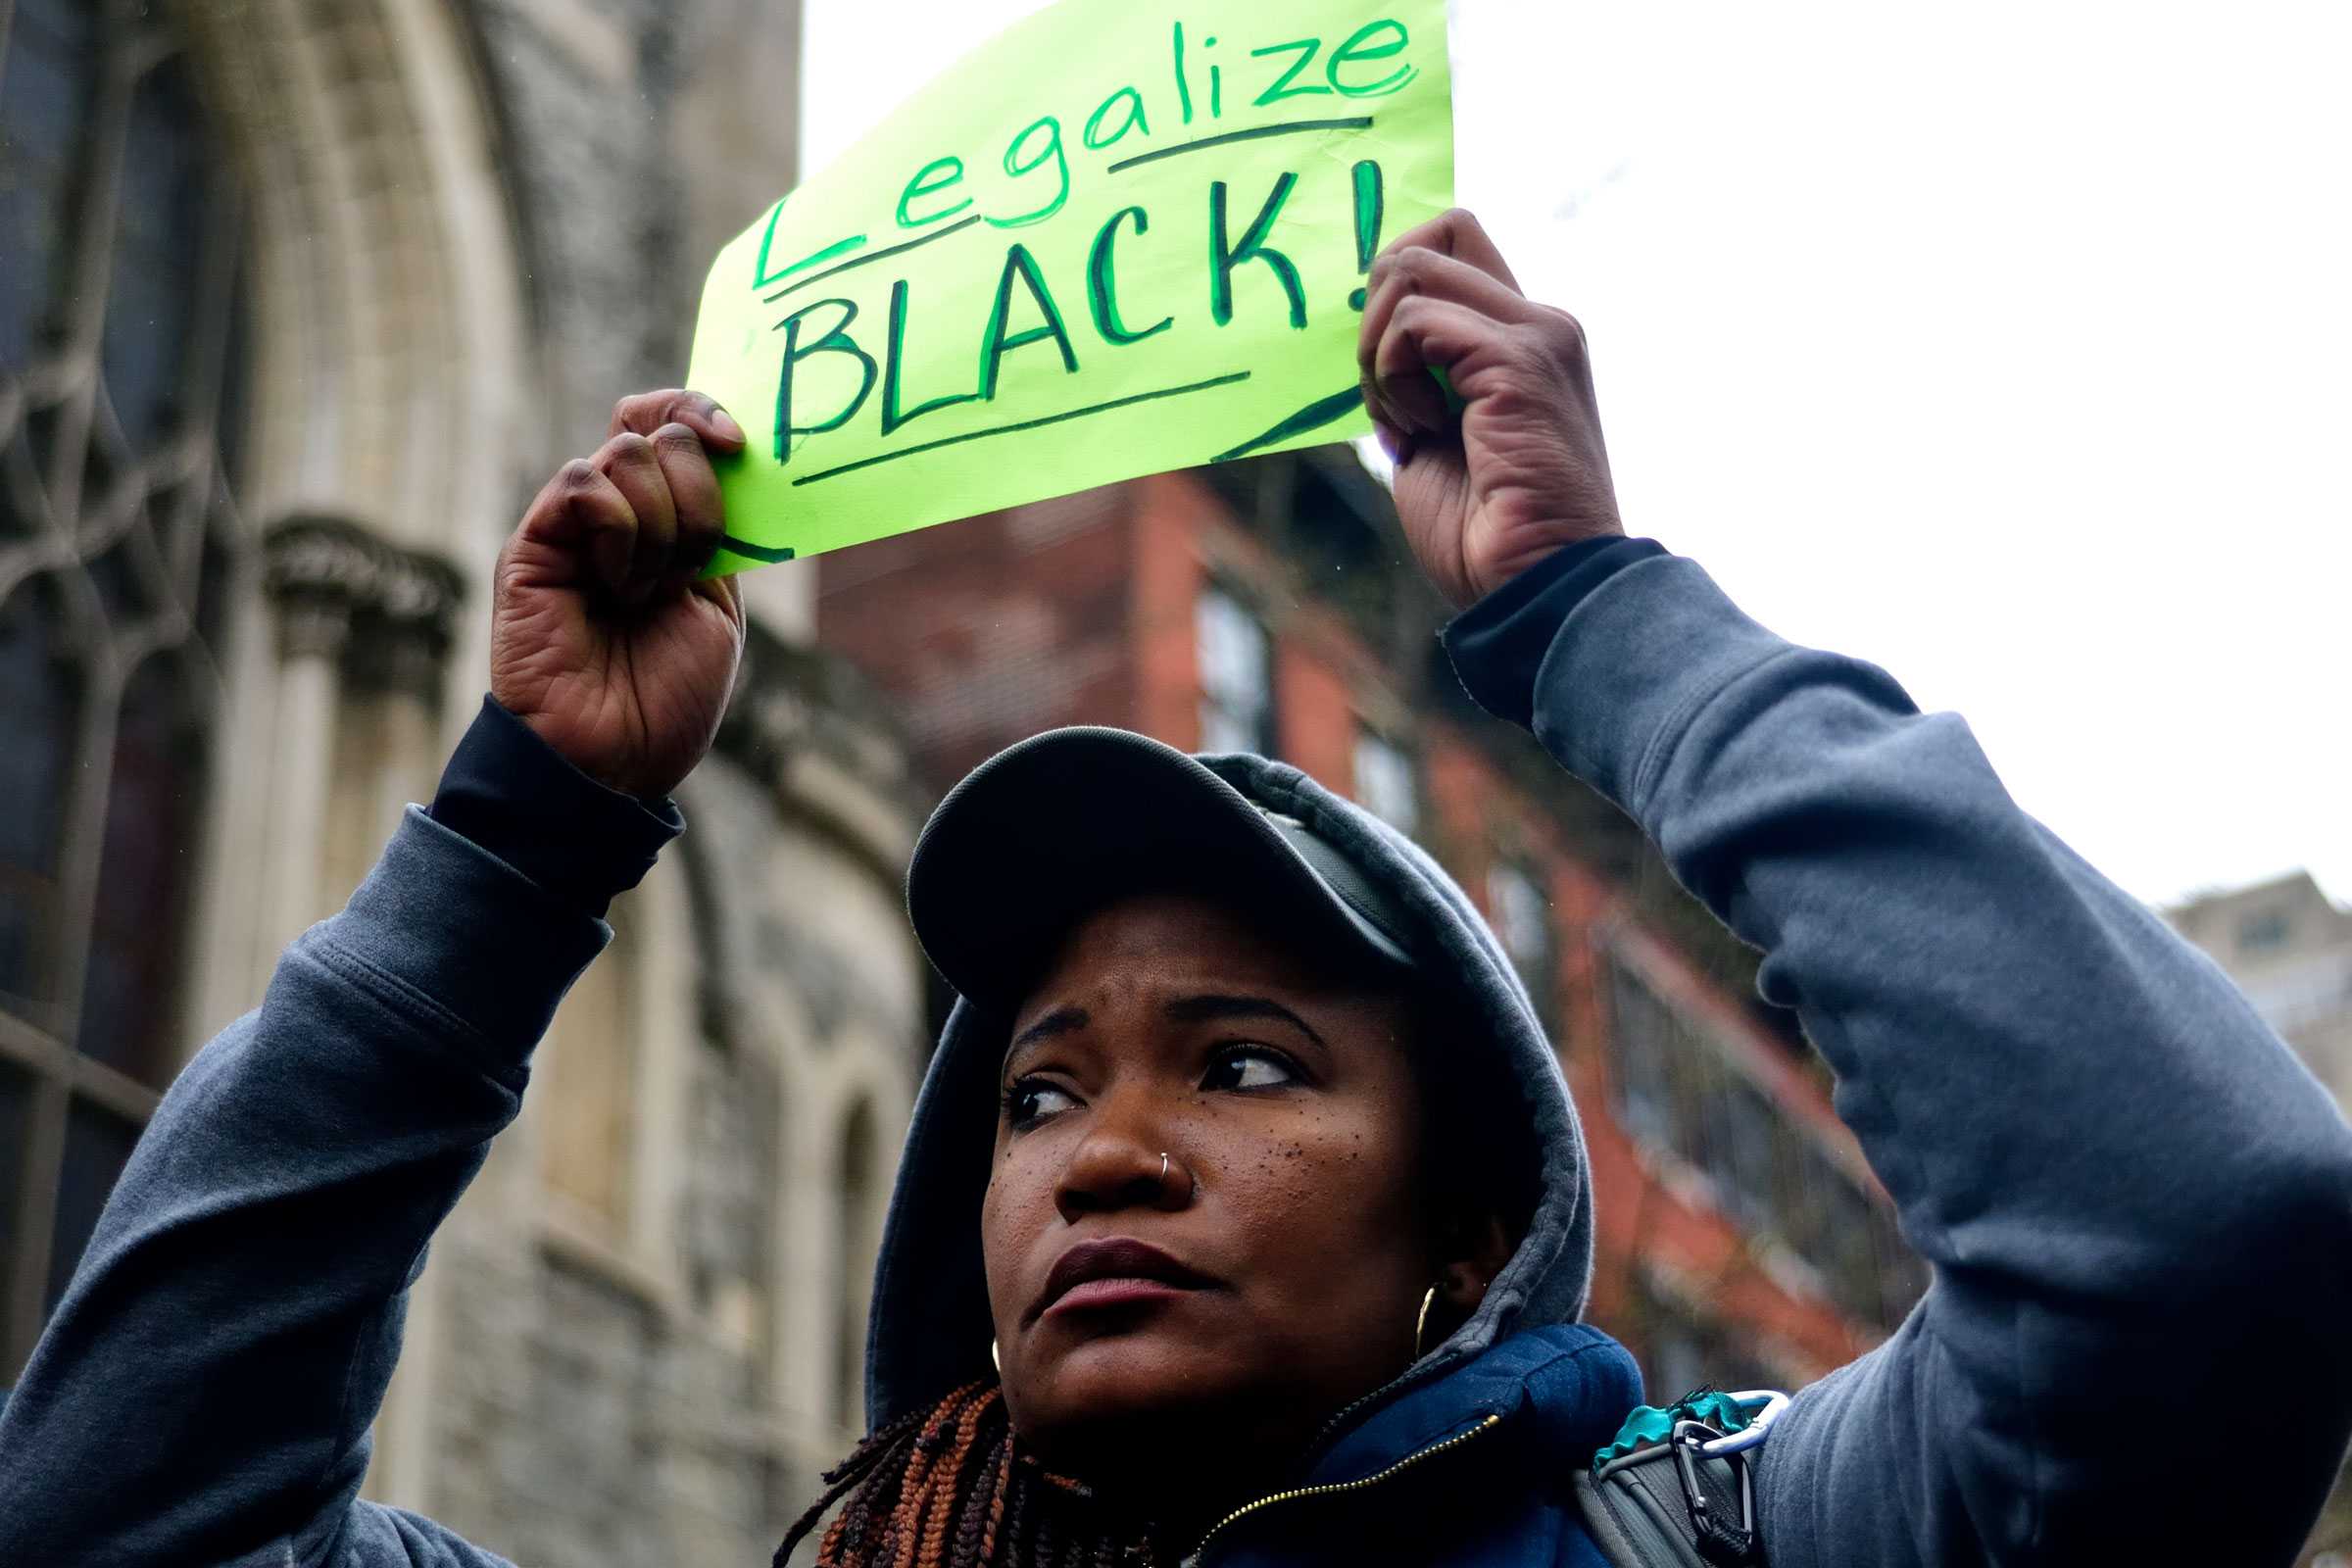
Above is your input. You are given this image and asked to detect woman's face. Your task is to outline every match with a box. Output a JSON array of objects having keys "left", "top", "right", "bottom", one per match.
[{"left": 980, "top": 890, "right": 1440, "bottom": 1509}]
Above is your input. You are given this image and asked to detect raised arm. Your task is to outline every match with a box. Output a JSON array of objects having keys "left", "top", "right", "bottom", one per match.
[
  {"left": 1363, "top": 210, "right": 2352, "bottom": 1566},
  {"left": 0, "top": 393, "right": 749, "bottom": 1568}
]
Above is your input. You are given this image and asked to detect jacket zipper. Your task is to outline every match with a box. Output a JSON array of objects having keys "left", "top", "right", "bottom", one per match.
[{"left": 1179, "top": 1413, "right": 1503, "bottom": 1567}]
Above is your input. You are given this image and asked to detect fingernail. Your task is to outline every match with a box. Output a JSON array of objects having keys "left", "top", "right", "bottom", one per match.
[{"left": 710, "top": 406, "right": 747, "bottom": 446}]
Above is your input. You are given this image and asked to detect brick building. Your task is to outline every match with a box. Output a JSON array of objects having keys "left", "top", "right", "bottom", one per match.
[{"left": 818, "top": 450, "right": 1927, "bottom": 1394}]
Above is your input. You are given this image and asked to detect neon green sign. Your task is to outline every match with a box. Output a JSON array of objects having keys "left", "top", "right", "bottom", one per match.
[{"left": 687, "top": 0, "right": 1453, "bottom": 569}]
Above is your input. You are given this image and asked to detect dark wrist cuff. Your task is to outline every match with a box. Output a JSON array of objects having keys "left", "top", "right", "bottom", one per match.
[
  {"left": 428, "top": 697, "right": 685, "bottom": 918},
  {"left": 1440, "top": 536, "right": 1671, "bottom": 727}
]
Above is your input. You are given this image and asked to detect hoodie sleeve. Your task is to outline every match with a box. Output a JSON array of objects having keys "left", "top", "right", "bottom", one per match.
[
  {"left": 1443, "top": 548, "right": 2352, "bottom": 1567},
  {"left": 0, "top": 700, "right": 679, "bottom": 1568}
]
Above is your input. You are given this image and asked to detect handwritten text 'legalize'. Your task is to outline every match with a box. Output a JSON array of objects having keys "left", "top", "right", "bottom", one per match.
[{"left": 754, "top": 18, "right": 1422, "bottom": 480}]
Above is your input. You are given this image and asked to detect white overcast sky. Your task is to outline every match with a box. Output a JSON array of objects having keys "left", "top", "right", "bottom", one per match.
[{"left": 799, "top": 0, "right": 2351, "bottom": 910}]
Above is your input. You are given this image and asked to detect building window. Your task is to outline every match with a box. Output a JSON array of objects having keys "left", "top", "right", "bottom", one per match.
[
  {"left": 2237, "top": 908, "right": 2292, "bottom": 956},
  {"left": 1489, "top": 861, "right": 1556, "bottom": 1030},
  {"left": 1605, "top": 950, "right": 1919, "bottom": 1330},
  {"left": 1642, "top": 1313, "right": 1709, "bottom": 1409},
  {"left": 1704, "top": 1075, "right": 1781, "bottom": 1237},
  {"left": 1351, "top": 729, "right": 1419, "bottom": 835},
  {"left": 0, "top": 0, "right": 250, "bottom": 1379},
  {"left": 1196, "top": 584, "right": 1274, "bottom": 756},
  {"left": 1605, "top": 960, "right": 1679, "bottom": 1151},
  {"left": 1622, "top": 1274, "right": 1783, "bottom": 1401}
]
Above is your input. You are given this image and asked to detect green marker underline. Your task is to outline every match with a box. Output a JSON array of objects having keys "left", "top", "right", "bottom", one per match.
[
  {"left": 790, "top": 371, "right": 1252, "bottom": 485},
  {"left": 1104, "top": 116, "right": 1375, "bottom": 174},
  {"left": 765, "top": 215, "right": 987, "bottom": 305}
]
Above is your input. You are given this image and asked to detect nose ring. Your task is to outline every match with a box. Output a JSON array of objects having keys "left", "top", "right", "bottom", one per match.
[{"left": 1160, "top": 1152, "right": 1170, "bottom": 1183}]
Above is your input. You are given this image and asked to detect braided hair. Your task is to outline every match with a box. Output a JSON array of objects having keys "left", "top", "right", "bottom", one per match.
[{"left": 773, "top": 1380, "right": 1145, "bottom": 1568}]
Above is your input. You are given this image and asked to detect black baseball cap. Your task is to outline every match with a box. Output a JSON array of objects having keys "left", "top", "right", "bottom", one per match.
[{"left": 906, "top": 727, "right": 1419, "bottom": 1010}]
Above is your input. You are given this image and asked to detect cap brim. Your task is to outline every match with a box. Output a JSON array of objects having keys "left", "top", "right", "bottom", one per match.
[{"left": 906, "top": 728, "right": 1411, "bottom": 1010}]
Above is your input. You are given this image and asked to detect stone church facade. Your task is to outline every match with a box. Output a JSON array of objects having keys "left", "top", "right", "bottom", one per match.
[{"left": 0, "top": 1, "right": 926, "bottom": 1562}]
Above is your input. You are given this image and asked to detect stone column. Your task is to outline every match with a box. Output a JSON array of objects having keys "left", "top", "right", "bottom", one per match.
[
  {"left": 258, "top": 536, "right": 352, "bottom": 959},
  {"left": 260, "top": 515, "right": 468, "bottom": 933},
  {"left": 342, "top": 529, "right": 469, "bottom": 842},
  {"left": 260, "top": 514, "right": 466, "bottom": 1514}
]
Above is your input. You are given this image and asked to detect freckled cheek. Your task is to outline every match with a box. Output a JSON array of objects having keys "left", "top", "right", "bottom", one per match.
[
  {"left": 980, "top": 1145, "right": 1059, "bottom": 1324},
  {"left": 1214, "top": 1128, "right": 1420, "bottom": 1288}
]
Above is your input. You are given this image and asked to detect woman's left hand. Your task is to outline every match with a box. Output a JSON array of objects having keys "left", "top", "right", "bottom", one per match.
[
  {"left": 489, "top": 390, "right": 748, "bottom": 802},
  {"left": 1357, "top": 209, "right": 1626, "bottom": 609}
]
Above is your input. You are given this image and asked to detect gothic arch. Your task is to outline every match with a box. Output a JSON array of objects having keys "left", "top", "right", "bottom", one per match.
[
  {"left": 175, "top": 0, "right": 536, "bottom": 1027},
  {"left": 186, "top": 0, "right": 529, "bottom": 555}
]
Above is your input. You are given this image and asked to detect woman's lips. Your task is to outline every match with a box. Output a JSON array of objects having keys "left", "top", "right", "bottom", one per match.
[
  {"left": 1031, "top": 1236, "right": 1216, "bottom": 1322},
  {"left": 1041, "top": 1276, "right": 1197, "bottom": 1318}
]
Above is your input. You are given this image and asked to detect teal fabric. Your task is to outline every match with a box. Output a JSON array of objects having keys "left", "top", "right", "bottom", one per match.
[{"left": 1592, "top": 1392, "right": 1760, "bottom": 1469}]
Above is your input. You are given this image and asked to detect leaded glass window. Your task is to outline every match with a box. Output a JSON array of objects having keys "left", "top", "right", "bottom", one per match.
[{"left": 0, "top": 0, "right": 250, "bottom": 1379}]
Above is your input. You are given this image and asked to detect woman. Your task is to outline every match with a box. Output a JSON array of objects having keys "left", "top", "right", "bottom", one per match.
[
  {"left": 0, "top": 212, "right": 2345, "bottom": 1568},
  {"left": 797, "top": 719, "right": 1591, "bottom": 1568}
]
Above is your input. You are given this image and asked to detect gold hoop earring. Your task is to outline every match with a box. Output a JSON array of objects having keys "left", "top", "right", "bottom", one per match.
[{"left": 1412, "top": 1285, "right": 1439, "bottom": 1359}]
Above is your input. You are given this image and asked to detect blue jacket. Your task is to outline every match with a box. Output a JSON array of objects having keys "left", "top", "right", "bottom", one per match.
[
  {"left": 1179, "top": 1323, "right": 1640, "bottom": 1568},
  {"left": 3, "top": 540, "right": 2347, "bottom": 1568}
]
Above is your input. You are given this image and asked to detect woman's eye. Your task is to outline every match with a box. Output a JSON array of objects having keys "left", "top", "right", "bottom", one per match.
[
  {"left": 1004, "top": 1079, "right": 1078, "bottom": 1129},
  {"left": 1200, "top": 1046, "right": 1298, "bottom": 1093}
]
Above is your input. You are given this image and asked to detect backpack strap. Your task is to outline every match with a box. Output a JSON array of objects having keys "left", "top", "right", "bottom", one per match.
[{"left": 1573, "top": 1391, "right": 1788, "bottom": 1568}]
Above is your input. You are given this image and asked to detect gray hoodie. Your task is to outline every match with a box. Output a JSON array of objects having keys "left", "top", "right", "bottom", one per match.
[{"left": 0, "top": 541, "right": 2345, "bottom": 1567}]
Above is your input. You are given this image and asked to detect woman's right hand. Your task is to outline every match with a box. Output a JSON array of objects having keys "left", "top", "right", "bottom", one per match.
[
  {"left": 489, "top": 390, "right": 750, "bottom": 802},
  {"left": 1357, "top": 210, "right": 1627, "bottom": 611}
]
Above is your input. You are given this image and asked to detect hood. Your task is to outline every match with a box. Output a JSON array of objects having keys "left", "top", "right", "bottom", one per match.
[{"left": 861, "top": 739, "right": 1598, "bottom": 1446}]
